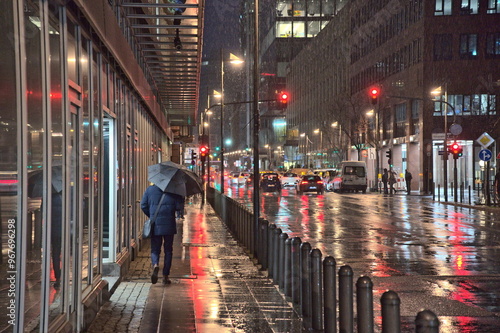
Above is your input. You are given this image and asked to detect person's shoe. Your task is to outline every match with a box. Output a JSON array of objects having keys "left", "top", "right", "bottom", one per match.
[
  {"left": 151, "top": 266, "right": 159, "bottom": 284},
  {"left": 162, "top": 276, "right": 171, "bottom": 285}
]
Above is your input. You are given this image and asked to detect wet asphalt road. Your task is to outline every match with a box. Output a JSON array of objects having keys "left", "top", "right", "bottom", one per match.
[{"left": 224, "top": 183, "right": 500, "bottom": 332}]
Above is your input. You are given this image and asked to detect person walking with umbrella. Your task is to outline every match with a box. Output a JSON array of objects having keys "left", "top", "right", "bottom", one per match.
[{"left": 141, "top": 161, "right": 203, "bottom": 284}]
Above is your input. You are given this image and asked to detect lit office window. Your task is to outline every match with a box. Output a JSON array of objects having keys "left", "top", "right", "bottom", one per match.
[
  {"left": 276, "top": 21, "right": 293, "bottom": 37},
  {"left": 487, "top": 0, "right": 500, "bottom": 13},
  {"left": 460, "top": 34, "right": 478, "bottom": 58},
  {"left": 460, "top": 0, "right": 478, "bottom": 14},
  {"left": 486, "top": 33, "right": 500, "bottom": 57},
  {"left": 435, "top": 0, "right": 452, "bottom": 15}
]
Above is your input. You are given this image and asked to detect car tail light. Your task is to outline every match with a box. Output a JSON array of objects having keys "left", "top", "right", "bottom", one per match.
[
  {"left": 300, "top": 181, "right": 308, "bottom": 185},
  {"left": 317, "top": 181, "right": 323, "bottom": 184}
]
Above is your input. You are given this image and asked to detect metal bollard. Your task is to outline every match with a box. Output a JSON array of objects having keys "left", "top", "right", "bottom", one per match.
[
  {"left": 356, "top": 276, "right": 374, "bottom": 333},
  {"left": 300, "top": 242, "right": 312, "bottom": 318},
  {"left": 460, "top": 183, "right": 464, "bottom": 203},
  {"left": 437, "top": 184, "right": 440, "bottom": 202},
  {"left": 381, "top": 290, "right": 400, "bottom": 333},
  {"left": 290, "top": 237, "right": 302, "bottom": 305},
  {"left": 415, "top": 310, "right": 440, "bottom": 333},
  {"left": 323, "top": 256, "right": 337, "bottom": 333},
  {"left": 260, "top": 219, "right": 269, "bottom": 270},
  {"left": 278, "top": 232, "right": 288, "bottom": 289},
  {"left": 268, "top": 224, "right": 276, "bottom": 278},
  {"left": 284, "top": 238, "right": 292, "bottom": 296},
  {"left": 272, "top": 228, "right": 282, "bottom": 285},
  {"left": 339, "top": 265, "right": 353, "bottom": 333},
  {"left": 311, "top": 249, "right": 323, "bottom": 331}
]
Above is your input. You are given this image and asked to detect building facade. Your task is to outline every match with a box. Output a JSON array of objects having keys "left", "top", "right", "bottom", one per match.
[
  {"left": 287, "top": 0, "right": 500, "bottom": 191},
  {"left": 0, "top": 0, "right": 202, "bottom": 331}
]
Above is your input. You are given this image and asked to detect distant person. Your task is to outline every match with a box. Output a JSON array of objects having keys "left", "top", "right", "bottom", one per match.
[
  {"left": 405, "top": 169, "right": 413, "bottom": 195},
  {"left": 141, "top": 185, "right": 184, "bottom": 285},
  {"left": 389, "top": 171, "right": 397, "bottom": 193},
  {"left": 382, "top": 168, "right": 389, "bottom": 194}
]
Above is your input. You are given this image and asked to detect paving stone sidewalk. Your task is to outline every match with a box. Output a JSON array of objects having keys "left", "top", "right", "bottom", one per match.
[{"left": 87, "top": 199, "right": 304, "bottom": 333}]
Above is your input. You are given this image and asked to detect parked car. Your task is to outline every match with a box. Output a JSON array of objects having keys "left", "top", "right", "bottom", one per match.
[
  {"left": 332, "top": 161, "right": 367, "bottom": 193},
  {"left": 260, "top": 172, "right": 281, "bottom": 192},
  {"left": 280, "top": 172, "right": 301, "bottom": 189},
  {"left": 296, "top": 175, "right": 325, "bottom": 194},
  {"left": 313, "top": 169, "right": 338, "bottom": 191}
]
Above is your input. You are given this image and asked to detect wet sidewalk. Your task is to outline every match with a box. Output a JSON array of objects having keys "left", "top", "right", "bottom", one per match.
[{"left": 87, "top": 198, "right": 303, "bottom": 333}]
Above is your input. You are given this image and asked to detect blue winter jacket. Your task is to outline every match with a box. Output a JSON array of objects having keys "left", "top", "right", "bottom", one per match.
[{"left": 140, "top": 185, "right": 184, "bottom": 235}]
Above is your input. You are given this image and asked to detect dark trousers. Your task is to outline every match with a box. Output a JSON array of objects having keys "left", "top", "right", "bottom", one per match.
[
  {"left": 383, "top": 181, "right": 388, "bottom": 194},
  {"left": 151, "top": 234, "right": 175, "bottom": 276},
  {"left": 406, "top": 180, "right": 411, "bottom": 194}
]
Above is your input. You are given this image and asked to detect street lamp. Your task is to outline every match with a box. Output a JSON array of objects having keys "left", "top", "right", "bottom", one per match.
[
  {"left": 366, "top": 109, "right": 381, "bottom": 189},
  {"left": 300, "top": 133, "right": 311, "bottom": 168},
  {"left": 313, "top": 128, "right": 323, "bottom": 168},
  {"left": 220, "top": 50, "right": 244, "bottom": 194},
  {"left": 431, "top": 85, "right": 449, "bottom": 202}
]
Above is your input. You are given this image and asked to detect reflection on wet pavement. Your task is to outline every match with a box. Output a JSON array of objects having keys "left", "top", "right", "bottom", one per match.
[{"left": 228, "top": 185, "right": 500, "bottom": 332}]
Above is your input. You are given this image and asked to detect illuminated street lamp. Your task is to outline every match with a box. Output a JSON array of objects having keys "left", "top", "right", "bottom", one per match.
[
  {"left": 431, "top": 85, "right": 450, "bottom": 201},
  {"left": 313, "top": 128, "right": 323, "bottom": 168},
  {"left": 219, "top": 51, "right": 244, "bottom": 194}
]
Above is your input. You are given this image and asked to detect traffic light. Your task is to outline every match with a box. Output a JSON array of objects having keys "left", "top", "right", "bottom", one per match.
[
  {"left": 386, "top": 149, "right": 392, "bottom": 167},
  {"left": 369, "top": 87, "right": 380, "bottom": 105},
  {"left": 200, "top": 146, "right": 209, "bottom": 161},
  {"left": 449, "top": 141, "right": 463, "bottom": 159},
  {"left": 277, "top": 91, "right": 289, "bottom": 107}
]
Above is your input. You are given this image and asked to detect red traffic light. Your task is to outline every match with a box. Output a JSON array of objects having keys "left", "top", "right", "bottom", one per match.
[
  {"left": 278, "top": 91, "right": 289, "bottom": 104},
  {"left": 369, "top": 87, "right": 380, "bottom": 104},
  {"left": 448, "top": 141, "right": 463, "bottom": 159},
  {"left": 200, "top": 146, "right": 209, "bottom": 157}
]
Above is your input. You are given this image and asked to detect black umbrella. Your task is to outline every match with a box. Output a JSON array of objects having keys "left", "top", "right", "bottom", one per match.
[
  {"left": 28, "top": 165, "right": 63, "bottom": 197},
  {"left": 147, "top": 161, "right": 203, "bottom": 197}
]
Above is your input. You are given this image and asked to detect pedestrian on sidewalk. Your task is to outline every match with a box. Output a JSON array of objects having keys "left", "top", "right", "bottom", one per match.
[
  {"left": 382, "top": 168, "right": 389, "bottom": 194},
  {"left": 141, "top": 185, "right": 184, "bottom": 285},
  {"left": 389, "top": 170, "right": 397, "bottom": 194},
  {"left": 405, "top": 169, "right": 413, "bottom": 195}
]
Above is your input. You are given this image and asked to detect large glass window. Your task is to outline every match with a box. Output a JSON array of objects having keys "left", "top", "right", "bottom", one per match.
[
  {"left": 435, "top": 0, "right": 452, "bottom": 15},
  {"left": 24, "top": 2, "right": 44, "bottom": 329},
  {"left": 48, "top": 3, "right": 64, "bottom": 323},
  {"left": 0, "top": 2, "right": 19, "bottom": 331},
  {"left": 460, "top": 34, "right": 478, "bottom": 58}
]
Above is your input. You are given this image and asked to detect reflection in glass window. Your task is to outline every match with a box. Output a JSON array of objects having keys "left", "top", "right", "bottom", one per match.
[
  {"left": 435, "top": 0, "right": 452, "bottom": 15},
  {"left": 460, "top": 34, "right": 478, "bottom": 58},
  {"left": 308, "top": 21, "right": 321, "bottom": 37}
]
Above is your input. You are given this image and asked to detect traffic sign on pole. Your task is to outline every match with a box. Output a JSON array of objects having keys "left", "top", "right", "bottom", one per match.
[
  {"left": 479, "top": 149, "right": 492, "bottom": 162},
  {"left": 477, "top": 132, "right": 494, "bottom": 148}
]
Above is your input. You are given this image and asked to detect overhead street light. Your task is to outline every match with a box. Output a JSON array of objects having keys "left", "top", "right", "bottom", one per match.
[{"left": 219, "top": 50, "right": 244, "bottom": 194}]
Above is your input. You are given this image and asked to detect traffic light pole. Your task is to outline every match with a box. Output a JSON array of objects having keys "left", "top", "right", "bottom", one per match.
[{"left": 454, "top": 157, "right": 458, "bottom": 202}]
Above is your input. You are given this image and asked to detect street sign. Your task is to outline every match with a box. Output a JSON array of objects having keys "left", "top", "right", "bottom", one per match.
[
  {"left": 479, "top": 149, "right": 492, "bottom": 161},
  {"left": 477, "top": 132, "right": 494, "bottom": 148}
]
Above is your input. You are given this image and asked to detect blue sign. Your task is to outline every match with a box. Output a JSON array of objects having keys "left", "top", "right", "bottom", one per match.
[{"left": 479, "top": 149, "right": 492, "bottom": 161}]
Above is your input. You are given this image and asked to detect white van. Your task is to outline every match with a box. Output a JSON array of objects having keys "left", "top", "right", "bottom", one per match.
[{"left": 332, "top": 161, "right": 367, "bottom": 193}]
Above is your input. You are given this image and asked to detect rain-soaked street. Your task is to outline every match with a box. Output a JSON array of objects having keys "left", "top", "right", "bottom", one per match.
[{"left": 225, "top": 183, "right": 500, "bottom": 332}]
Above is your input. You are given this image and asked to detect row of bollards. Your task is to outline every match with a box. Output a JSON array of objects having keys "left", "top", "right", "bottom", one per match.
[{"left": 206, "top": 190, "right": 441, "bottom": 332}]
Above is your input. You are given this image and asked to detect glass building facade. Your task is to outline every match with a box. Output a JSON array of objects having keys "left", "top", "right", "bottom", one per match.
[{"left": 0, "top": 1, "right": 173, "bottom": 331}]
